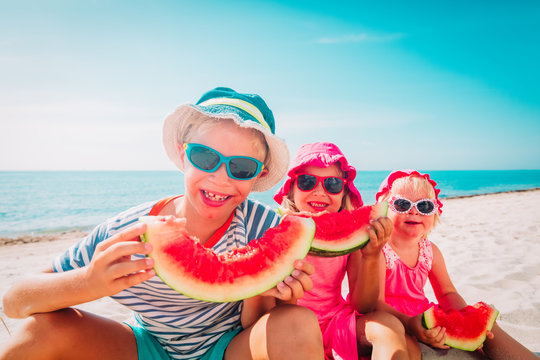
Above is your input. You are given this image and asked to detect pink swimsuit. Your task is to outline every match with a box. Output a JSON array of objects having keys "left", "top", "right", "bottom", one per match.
[
  {"left": 382, "top": 237, "right": 436, "bottom": 317},
  {"left": 298, "top": 254, "right": 359, "bottom": 360}
]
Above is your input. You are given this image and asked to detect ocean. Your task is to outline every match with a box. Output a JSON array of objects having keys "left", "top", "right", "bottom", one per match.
[{"left": 1, "top": 170, "right": 539, "bottom": 237}]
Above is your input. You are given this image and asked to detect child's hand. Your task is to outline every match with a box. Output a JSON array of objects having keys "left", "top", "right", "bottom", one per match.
[
  {"left": 261, "top": 259, "right": 314, "bottom": 304},
  {"left": 473, "top": 330, "right": 494, "bottom": 351},
  {"left": 362, "top": 216, "right": 393, "bottom": 257},
  {"left": 84, "top": 222, "right": 155, "bottom": 299},
  {"left": 408, "top": 313, "right": 450, "bottom": 349}
]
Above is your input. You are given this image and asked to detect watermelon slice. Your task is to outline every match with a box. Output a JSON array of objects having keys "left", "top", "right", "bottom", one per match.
[
  {"left": 139, "top": 215, "right": 315, "bottom": 302},
  {"left": 423, "top": 302, "right": 499, "bottom": 351},
  {"left": 308, "top": 202, "right": 388, "bottom": 257}
]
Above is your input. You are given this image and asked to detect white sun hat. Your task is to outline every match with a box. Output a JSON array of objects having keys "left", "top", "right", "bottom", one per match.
[{"left": 163, "top": 87, "right": 290, "bottom": 192}]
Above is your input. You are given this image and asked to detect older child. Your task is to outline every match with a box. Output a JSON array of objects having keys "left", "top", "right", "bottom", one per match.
[
  {"left": 376, "top": 169, "right": 537, "bottom": 359},
  {"left": 1, "top": 87, "right": 323, "bottom": 360},
  {"left": 274, "top": 142, "right": 417, "bottom": 360}
]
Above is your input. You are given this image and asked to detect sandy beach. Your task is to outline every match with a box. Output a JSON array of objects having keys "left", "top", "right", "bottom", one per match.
[{"left": 1, "top": 190, "right": 539, "bottom": 358}]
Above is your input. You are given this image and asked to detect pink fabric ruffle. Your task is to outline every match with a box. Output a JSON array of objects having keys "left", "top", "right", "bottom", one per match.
[
  {"left": 273, "top": 142, "right": 363, "bottom": 207},
  {"left": 375, "top": 169, "right": 443, "bottom": 214}
]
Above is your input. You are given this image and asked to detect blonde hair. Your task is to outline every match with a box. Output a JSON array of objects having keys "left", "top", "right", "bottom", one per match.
[
  {"left": 178, "top": 113, "right": 269, "bottom": 164},
  {"left": 379, "top": 175, "right": 440, "bottom": 226},
  {"left": 280, "top": 162, "right": 355, "bottom": 212}
]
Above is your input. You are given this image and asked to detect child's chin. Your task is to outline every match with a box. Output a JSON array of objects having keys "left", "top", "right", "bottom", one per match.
[{"left": 400, "top": 225, "right": 425, "bottom": 236}]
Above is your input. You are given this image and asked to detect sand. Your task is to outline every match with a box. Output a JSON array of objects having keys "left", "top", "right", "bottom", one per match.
[{"left": 1, "top": 190, "right": 539, "bottom": 358}]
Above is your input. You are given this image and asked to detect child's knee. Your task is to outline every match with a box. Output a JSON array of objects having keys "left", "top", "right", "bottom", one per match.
[
  {"left": 3, "top": 312, "right": 67, "bottom": 357},
  {"left": 364, "top": 311, "right": 406, "bottom": 340},
  {"left": 21, "top": 312, "right": 57, "bottom": 338},
  {"left": 269, "top": 304, "right": 322, "bottom": 345},
  {"left": 275, "top": 304, "right": 318, "bottom": 326},
  {"left": 19, "top": 309, "right": 80, "bottom": 346}
]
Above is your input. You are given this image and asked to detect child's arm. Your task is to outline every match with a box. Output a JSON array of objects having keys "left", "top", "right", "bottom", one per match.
[
  {"left": 401, "top": 242, "right": 467, "bottom": 348},
  {"left": 375, "top": 260, "right": 412, "bottom": 336},
  {"left": 348, "top": 217, "right": 392, "bottom": 313},
  {"left": 428, "top": 242, "right": 467, "bottom": 310},
  {"left": 2, "top": 223, "right": 154, "bottom": 319}
]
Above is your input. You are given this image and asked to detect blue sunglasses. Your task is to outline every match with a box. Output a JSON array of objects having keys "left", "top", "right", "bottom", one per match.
[{"left": 183, "top": 143, "right": 265, "bottom": 180}]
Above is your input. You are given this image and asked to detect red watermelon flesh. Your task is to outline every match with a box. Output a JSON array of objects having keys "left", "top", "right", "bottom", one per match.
[
  {"left": 139, "top": 215, "right": 315, "bottom": 302},
  {"left": 422, "top": 302, "right": 499, "bottom": 351},
  {"left": 308, "top": 202, "right": 388, "bottom": 257}
]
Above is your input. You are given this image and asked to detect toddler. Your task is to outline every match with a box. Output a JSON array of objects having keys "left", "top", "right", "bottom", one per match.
[{"left": 376, "top": 169, "right": 537, "bottom": 359}]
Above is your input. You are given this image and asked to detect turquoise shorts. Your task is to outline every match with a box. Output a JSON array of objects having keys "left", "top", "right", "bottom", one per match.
[{"left": 127, "top": 323, "right": 242, "bottom": 360}]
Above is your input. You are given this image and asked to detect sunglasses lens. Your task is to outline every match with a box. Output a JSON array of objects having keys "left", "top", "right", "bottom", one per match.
[
  {"left": 417, "top": 200, "right": 435, "bottom": 214},
  {"left": 297, "top": 175, "right": 317, "bottom": 191},
  {"left": 323, "top": 177, "right": 345, "bottom": 194},
  {"left": 229, "top": 158, "right": 259, "bottom": 179},
  {"left": 393, "top": 198, "right": 412, "bottom": 212},
  {"left": 190, "top": 146, "right": 220, "bottom": 171}
]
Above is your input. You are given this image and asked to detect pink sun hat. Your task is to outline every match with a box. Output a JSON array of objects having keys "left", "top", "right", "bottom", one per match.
[
  {"left": 375, "top": 169, "right": 443, "bottom": 214},
  {"left": 273, "top": 142, "right": 363, "bottom": 208}
]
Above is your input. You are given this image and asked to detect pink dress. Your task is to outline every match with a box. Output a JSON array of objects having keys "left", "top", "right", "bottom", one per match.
[
  {"left": 382, "top": 237, "right": 436, "bottom": 316},
  {"left": 298, "top": 254, "right": 358, "bottom": 360}
]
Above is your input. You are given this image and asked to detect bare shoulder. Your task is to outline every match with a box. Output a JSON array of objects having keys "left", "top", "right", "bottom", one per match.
[{"left": 429, "top": 241, "right": 444, "bottom": 258}]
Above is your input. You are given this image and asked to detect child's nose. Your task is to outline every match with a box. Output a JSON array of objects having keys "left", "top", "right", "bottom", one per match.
[
  {"left": 312, "top": 181, "right": 326, "bottom": 194},
  {"left": 212, "top": 163, "right": 231, "bottom": 181},
  {"left": 407, "top": 205, "right": 419, "bottom": 215}
]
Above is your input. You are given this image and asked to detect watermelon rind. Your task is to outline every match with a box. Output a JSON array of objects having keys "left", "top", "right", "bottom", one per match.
[
  {"left": 139, "top": 215, "right": 315, "bottom": 302},
  {"left": 309, "top": 202, "right": 388, "bottom": 257},
  {"left": 423, "top": 302, "right": 499, "bottom": 351}
]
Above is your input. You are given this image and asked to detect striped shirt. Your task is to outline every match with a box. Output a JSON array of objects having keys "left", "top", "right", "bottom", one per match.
[{"left": 53, "top": 198, "right": 280, "bottom": 360}]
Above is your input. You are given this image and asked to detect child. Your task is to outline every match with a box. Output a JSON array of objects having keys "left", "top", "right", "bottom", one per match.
[
  {"left": 274, "top": 142, "right": 418, "bottom": 360},
  {"left": 375, "top": 169, "right": 538, "bottom": 359},
  {"left": 1, "top": 87, "right": 324, "bottom": 360}
]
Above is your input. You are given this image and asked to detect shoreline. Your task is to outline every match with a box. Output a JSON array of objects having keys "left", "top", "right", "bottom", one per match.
[
  {"left": 1, "top": 187, "right": 539, "bottom": 246},
  {"left": 0, "top": 230, "right": 89, "bottom": 247},
  {"left": 440, "top": 186, "right": 540, "bottom": 200}
]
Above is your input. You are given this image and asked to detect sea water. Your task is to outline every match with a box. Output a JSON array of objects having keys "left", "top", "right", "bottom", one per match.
[{"left": 1, "top": 170, "right": 539, "bottom": 237}]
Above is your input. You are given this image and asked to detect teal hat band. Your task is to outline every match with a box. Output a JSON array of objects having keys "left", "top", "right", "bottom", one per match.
[
  {"left": 195, "top": 87, "right": 276, "bottom": 134},
  {"left": 197, "top": 97, "right": 272, "bottom": 132}
]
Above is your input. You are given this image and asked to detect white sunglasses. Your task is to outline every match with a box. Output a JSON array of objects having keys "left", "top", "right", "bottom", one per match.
[{"left": 389, "top": 196, "right": 438, "bottom": 216}]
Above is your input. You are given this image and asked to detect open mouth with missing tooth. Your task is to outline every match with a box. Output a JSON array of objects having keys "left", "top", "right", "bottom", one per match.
[{"left": 202, "top": 190, "right": 230, "bottom": 202}]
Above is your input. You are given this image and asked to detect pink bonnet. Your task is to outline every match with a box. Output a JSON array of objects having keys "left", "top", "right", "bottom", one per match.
[
  {"left": 375, "top": 169, "right": 443, "bottom": 214},
  {"left": 273, "top": 142, "right": 363, "bottom": 208}
]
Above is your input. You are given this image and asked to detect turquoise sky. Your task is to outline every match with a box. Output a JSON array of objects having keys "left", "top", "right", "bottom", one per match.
[{"left": 1, "top": 1, "right": 539, "bottom": 170}]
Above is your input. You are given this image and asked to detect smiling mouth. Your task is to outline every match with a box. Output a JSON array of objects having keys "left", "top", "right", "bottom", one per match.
[
  {"left": 202, "top": 190, "right": 230, "bottom": 202},
  {"left": 308, "top": 201, "right": 328, "bottom": 209},
  {"left": 405, "top": 221, "right": 422, "bottom": 225}
]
